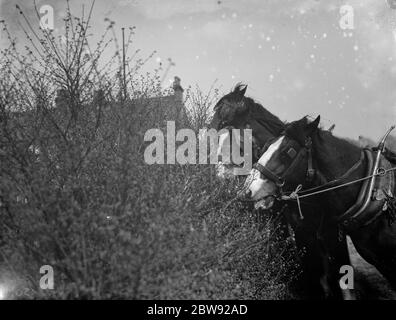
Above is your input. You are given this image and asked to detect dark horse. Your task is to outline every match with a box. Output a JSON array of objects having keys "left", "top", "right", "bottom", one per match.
[
  {"left": 210, "top": 85, "right": 341, "bottom": 298},
  {"left": 244, "top": 115, "right": 396, "bottom": 298},
  {"left": 209, "top": 83, "right": 284, "bottom": 177}
]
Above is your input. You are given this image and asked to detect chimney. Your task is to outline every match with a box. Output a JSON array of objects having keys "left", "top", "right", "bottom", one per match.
[{"left": 172, "top": 76, "right": 184, "bottom": 103}]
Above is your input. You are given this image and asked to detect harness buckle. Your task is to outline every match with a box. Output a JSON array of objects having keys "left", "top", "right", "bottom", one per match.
[
  {"left": 376, "top": 167, "right": 386, "bottom": 177},
  {"left": 305, "top": 137, "right": 316, "bottom": 182},
  {"left": 305, "top": 137, "right": 312, "bottom": 148},
  {"left": 306, "top": 168, "right": 316, "bottom": 180},
  {"left": 277, "top": 179, "right": 285, "bottom": 187}
]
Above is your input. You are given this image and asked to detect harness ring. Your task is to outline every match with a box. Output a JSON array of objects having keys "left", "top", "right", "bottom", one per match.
[{"left": 377, "top": 167, "right": 386, "bottom": 177}]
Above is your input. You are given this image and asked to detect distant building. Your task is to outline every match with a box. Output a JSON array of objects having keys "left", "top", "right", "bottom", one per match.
[
  {"left": 160, "top": 76, "right": 187, "bottom": 121},
  {"left": 128, "top": 76, "right": 187, "bottom": 122},
  {"left": 172, "top": 76, "right": 184, "bottom": 103},
  {"left": 54, "top": 76, "right": 187, "bottom": 123}
]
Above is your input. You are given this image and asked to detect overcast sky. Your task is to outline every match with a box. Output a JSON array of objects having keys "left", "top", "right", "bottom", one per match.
[{"left": 1, "top": 0, "right": 396, "bottom": 140}]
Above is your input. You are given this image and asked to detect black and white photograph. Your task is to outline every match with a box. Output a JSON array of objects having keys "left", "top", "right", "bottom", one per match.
[{"left": 1, "top": 0, "right": 396, "bottom": 304}]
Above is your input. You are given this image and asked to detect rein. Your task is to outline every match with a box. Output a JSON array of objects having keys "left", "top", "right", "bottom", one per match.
[
  {"left": 282, "top": 150, "right": 366, "bottom": 198},
  {"left": 280, "top": 163, "right": 396, "bottom": 222},
  {"left": 282, "top": 167, "right": 396, "bottom": 200}
]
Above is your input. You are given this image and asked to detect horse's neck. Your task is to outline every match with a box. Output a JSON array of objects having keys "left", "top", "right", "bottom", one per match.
[
  {"left": 314, "top": 133, "right": 362, "bottom": 181},
  {"left": 246, "top": 100, "right": 285, "bottom": 144}
]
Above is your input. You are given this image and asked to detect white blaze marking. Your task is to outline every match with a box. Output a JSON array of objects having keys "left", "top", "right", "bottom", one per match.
[
  {"left": 216, "top": 131, "right": 232, "bottom": 178},
  {"left": 246, "top": 136, "right": 285, "bottom": 200},
  {"left": 258, "top": 136, "right": 285, "bottom": 166},
  {"left": 216, "top": 130, "right": 245, "bottom": 178},
  {"left": 217, "top": 131, "right": 229, "bottom": 158}
]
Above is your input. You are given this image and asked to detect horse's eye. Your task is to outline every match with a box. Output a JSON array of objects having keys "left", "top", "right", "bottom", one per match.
[{"left": 287, "top": 148, "right": 297, "bottom": 159}]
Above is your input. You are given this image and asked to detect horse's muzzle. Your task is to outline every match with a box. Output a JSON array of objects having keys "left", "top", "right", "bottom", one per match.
[{"left": 254, "top": 195, "right": 276, "bottom": 210}]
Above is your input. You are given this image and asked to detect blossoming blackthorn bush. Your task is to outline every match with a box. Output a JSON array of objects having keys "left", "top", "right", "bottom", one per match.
[{"left": 0, "top": 2, "right": 299, "bottom": 299}]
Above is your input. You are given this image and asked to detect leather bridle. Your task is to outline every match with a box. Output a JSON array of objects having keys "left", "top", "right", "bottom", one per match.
[
  {"left": 253, "top": 136, "right": 316, "bottom": 189},
  {"left": 250, "top": 126, "right": 396, "bottom": 229}
]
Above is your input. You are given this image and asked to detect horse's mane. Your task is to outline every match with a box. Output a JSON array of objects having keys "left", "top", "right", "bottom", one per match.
[
  {"left": 244, "top": 96, "right": 285, "bottom": 136},
  {"left": 212, "top": 83, "right": 285, "bottom": 136}
]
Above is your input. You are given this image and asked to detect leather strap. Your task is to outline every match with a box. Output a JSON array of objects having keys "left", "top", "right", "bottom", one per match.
[
  {"left": 297, "top": 150, "right": 365, "bottom": 197},
  {"left": 254, "top": 162, "right": 285, "bottom": 186},
  {"left": 253, "top": 138, "right": 311, "bottom": 187},
  {"left": 305, "top": 137, "right": 315, "bottom": 182}
]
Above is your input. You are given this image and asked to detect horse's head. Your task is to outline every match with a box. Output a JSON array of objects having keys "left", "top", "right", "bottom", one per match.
[
  {"left": 210, "top": 83, "right": 284, "bottom": 179},
  {"left": 210, "top": 83, "right": 249, "bottom": 130},
  {"left": 242, "top": 116, "right": 321, "bottom": 209}
]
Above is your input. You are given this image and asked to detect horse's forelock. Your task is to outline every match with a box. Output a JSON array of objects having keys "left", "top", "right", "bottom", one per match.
[
  {"left": 232, "top": 82, "right": 247, "bottom": 94},
  {"left": 284, "top": 117, "right": 311, "bottom": 145}
]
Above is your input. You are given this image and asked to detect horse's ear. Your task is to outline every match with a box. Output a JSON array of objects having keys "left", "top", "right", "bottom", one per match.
[
  {"left": 233, "top": 84, "right": 247, "bottom": 99},
  {"left": 305, "top": 115, "right": 320, "bottom": 135},
  {"left": 238, "top": 84, "right": 247, "bottom": 97}
]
